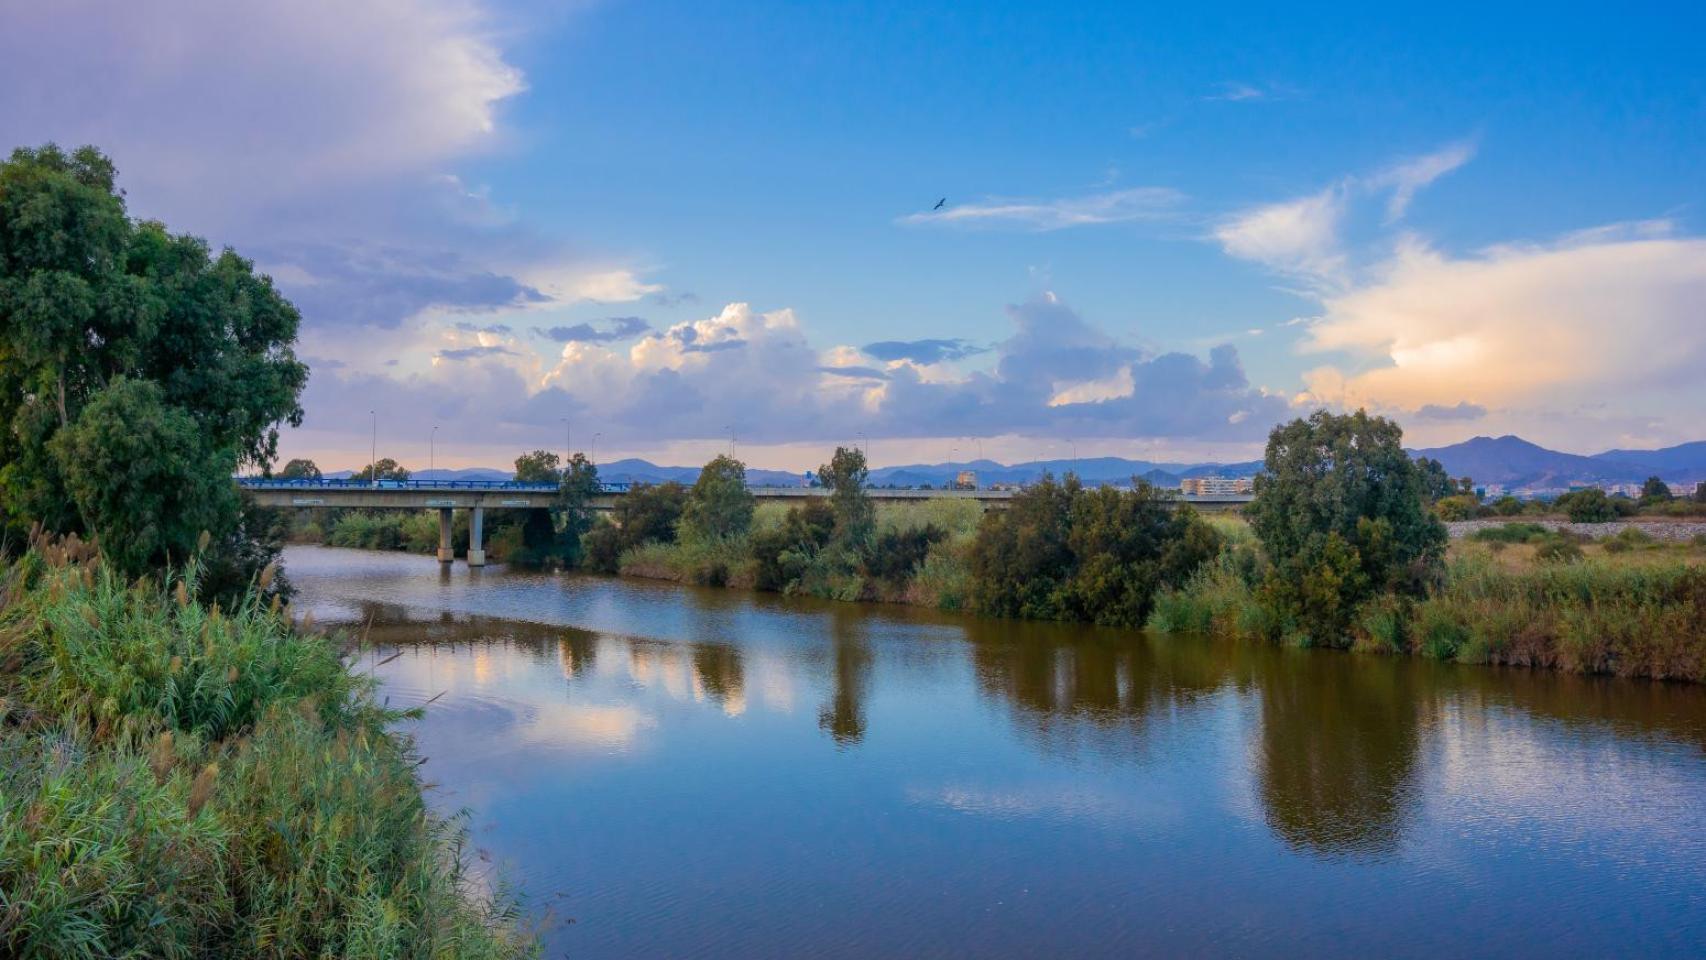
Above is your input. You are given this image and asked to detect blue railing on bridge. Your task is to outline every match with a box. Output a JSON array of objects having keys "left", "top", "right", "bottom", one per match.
[{"left": 237, "top": 477, "right": 633, "bottom": 494}]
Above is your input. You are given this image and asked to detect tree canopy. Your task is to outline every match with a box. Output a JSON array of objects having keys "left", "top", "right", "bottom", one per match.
[
  {"left": 681, "top": 454, "right": 754, "bottom": 542},
  {"left": 350, "top": 458, "right": 410, "bottom": 483},
  {"left": 278, "top": 458, "right": 321, "bottom": 480},
  {"left": 1247, "top": 410, "right": 1447, "bottom": 646},
  {"left": 1, "top": 144, "right": 307, "bottom": 572},
  {"left": 817, "top": 446, "right": 874, "bottom": 545}
]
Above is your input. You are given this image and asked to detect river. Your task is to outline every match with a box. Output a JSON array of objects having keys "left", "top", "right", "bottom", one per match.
[{"left": 285, "top": 544, "right": 1706, "bottom": 959}]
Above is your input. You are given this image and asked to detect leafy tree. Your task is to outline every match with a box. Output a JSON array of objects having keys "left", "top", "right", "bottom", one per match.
[
  {"left": 1414, "top": 457, "right": 1454, "bottom": 503},
  {"left": 681, "top": 454, "right": 754, "bottom": 542},
  {"left": 554, "top": 453, "right": 601, "bottom": 565},
  {"left": 1, "top": 144, "right": 306, "bottom": 576},
  {"left": 51, "top": 378, "right": 240, "bottom": 574},
  {"left": 618, "top": 481, "right": 689, "bottom": 545},
  {"left": 1556, "top": 488, "right": 1617, "bottom": 523},
  {"left": 350, "top": 458, "right": 410, "bottom": 483},
  {"left": 750, "top": 499, "right": 836, "bottom": 591},
  {"left": 968, "top": 474, "right": 1077, "bottom": 619},
  {"left": 582, "top": 481, "right": 690, "bottom": 573},
  {"left": 1640, "top": 476, "right": 1673, "bottom": 505},
  {"left": 278, "top": 458, "right": 321, "bottom": 480},
  {"left": 1433, "top": 494, "right": 1482, "bottom": 521},
  {"left": 1491, "top": 495, "right": 1524, "bottom": 516},
  {"left": 513, "top": 450, "right": 561, "bottom": 485},
  {"left": 1247, "top": 410, "right": 1447, "bottom": 646},
  {"left": 1058, "top": 483, "right": 1222, "bottom": 627},
  {"left": 817, "top": 446, "right": 874, "bottom": 545},
  {"left": 864, "top": 525, "right": 945, "bottom": 587}
]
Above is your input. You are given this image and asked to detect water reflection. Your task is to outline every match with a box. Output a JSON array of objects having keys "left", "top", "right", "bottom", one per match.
[
  {"left": 287, "top": 546, "right": 1706, "bottom": 960},
  {"left": 1255, "top": 652, "right": 1424, "bottom": 856},
  {"left": 819, "top": 608, "right": 873, "bottom": 745}
]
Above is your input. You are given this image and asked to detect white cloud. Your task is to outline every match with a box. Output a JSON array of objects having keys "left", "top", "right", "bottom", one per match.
[
  {"left": 900, "top": 188, "right": 1185, "bottom": 231},
  {"left": 1214, "top": 186, "right": 1348, "bottom": 286},
  {"left": 1215, "top": 141, "right": 1476, "bottom": 289},
  {"left": 0, "top": 0, "right": 657, "bottom": 339},
  {"left": 1300, "top": 228, "right": 1706, "bottom": 415},
  {"left": 1370, "top": 140, "right": 1476, "bottom": 221}
]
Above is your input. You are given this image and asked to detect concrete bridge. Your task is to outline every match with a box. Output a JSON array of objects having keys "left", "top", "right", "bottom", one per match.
[{"left": 237, "top": 478, "right": 1250, "bottom": 566}]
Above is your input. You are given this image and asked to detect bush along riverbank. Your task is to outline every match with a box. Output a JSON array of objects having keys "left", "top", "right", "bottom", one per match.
[
  {"left": 0, "top": 534, "right": 537, "bottom": 958},
  {"left": 584, "top": 417, "right": 1706, "bottom": 683},
  {"left": 286, "top": 418, "right": 1706, "bottom": 683}
]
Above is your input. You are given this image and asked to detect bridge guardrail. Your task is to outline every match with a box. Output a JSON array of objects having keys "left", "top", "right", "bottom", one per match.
[{"left": 236, "top": 478, "right": 633, "bottom": 493}]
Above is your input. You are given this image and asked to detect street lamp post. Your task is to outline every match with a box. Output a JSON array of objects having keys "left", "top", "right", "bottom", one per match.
[
  {"left": 369, "top": 411, "right": 377, "bottom": 488},
  {"left": 591, "top": 432, "right": 602, "bottom": 465},
  {"left": 430, "top": 425, "right": 438, "bottom": 477},
  {"left": 561, "top": 417, "right": 571, "bottom": 466}
]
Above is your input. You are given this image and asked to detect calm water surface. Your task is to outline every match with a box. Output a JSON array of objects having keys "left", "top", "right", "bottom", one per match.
[{"left": 285, "top": 545, "right": 1706, "bottom": 959}]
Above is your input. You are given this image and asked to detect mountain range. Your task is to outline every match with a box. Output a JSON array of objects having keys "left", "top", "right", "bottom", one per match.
[{"left": 323, "top": 436, "right": 1706, "bottom": 492}]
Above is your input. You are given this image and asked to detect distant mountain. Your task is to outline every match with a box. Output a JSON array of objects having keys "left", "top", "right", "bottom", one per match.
[
  {"left": 864, "top": 456, "right": 1263, "bottom": 489},
  {"left": 1410, "top": 435, "right": 1647, "bottom": 489},
  {"left": 409, "top": 468, "right": 514, "bottom": 482},
  {"left": 310, "top": 436, "right": 1706, "bottom": 494},
  {"left": 1592, "top": 441, "right": 1706, "bottom": 479}
]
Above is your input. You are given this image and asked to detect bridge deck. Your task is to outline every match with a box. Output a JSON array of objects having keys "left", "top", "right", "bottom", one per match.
[{"left": 237, "top": 479, "right": 1250, "bottom": 511}]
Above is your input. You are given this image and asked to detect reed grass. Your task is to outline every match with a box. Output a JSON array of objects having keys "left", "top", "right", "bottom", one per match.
[{"left": 0, "top": 538, "right": 536, "bottom": 958}]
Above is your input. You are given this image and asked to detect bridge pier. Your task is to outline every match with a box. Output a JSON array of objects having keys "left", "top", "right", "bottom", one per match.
[
  {"left": 467, "top": 506, "right": 486, "bottom": 567},
  {"left": 437, "top": 508, "right": 453, "bottom": 563}
]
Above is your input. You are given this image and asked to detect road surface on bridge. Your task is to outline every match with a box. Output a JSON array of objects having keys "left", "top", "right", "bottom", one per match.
[{"left": 236, "top": 478, "right": 1251, "bottom": 565}]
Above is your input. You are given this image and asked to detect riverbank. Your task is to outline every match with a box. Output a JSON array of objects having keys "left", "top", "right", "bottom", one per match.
[{"left": 0, "top": 540, "right": 536, "bottom": 957}]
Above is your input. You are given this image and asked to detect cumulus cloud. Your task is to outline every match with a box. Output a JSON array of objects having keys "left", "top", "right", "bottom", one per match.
[
  {"left": 1301, "top": 228, "right": 1706, "bottom": 413},
  {"left": 436, "top": 344, "right": 516, "bottom": 361},
  {"left": 537, "top": 317, "right": 652, "bottom": 343},
  {"left": 1215, "top": 141, "right": 1475, "bottom": 289},
  {"left": 0, "top": 0, "right": 660, "bottom": 343},
  {"left": 862, "top": 338, "right": 986, "bottom": 364},
  {"left": 900, "top": 188, "right": 1185, "bottom": 231},
  {"left": 519, "top": 294, "right": 1284, "bottom": 445}
]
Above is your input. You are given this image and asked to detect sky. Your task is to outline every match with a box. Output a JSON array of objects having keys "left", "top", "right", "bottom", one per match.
[{"left": 2, "top": 1, "right": 1703, "bottom": 471}]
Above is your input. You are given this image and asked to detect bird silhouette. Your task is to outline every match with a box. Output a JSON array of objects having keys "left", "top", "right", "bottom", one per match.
[{"left": 932, "top": 197, "right": 946, "bottom": 210}]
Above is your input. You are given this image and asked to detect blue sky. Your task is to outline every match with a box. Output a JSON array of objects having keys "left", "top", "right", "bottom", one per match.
[{"left": 3, "top": 1, "right": 1703, "bottom": 469}]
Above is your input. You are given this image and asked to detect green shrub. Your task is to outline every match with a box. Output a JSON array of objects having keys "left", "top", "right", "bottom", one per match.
[
  {"left": 0, "top": 546, "right": 534, "bottom": 958},
  {"left": 1469, "top": 522, "right": 1549, "bottom": 544},
  {"left": 1534, "top": 535, "right": 1585, "bottom": 564}
]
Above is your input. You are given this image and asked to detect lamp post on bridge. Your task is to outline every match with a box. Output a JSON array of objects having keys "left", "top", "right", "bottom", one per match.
[
  {"left": 430, "top": 425, "right": 437, "bottom": 477},
  {"left": 561, "top": 418, "right": 571, "bottom": 471},
  {"left": 591, "top": 432, "right": 602, "bottom": 466},
  {"left": 369, "top": 410, "right": 377, "bottom": 488}
]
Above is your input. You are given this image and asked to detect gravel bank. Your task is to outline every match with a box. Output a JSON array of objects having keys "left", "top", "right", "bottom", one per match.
[{"left": 1447, "top": 519, "right": 1706, "bottom": 542}]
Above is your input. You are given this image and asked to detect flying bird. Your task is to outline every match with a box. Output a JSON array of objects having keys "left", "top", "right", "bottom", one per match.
[{"left": 932, "top": 197, "right": 946, "bottom": 210}]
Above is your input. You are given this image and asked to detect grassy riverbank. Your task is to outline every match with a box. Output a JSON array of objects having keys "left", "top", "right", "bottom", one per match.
[{"left": 0, "top": 538, "right": 536, "bottom": 958}]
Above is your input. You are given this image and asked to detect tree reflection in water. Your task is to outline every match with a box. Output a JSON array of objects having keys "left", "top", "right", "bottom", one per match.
[
  {"left": 1255, "top": 650, "right": 1425, "bottom": 857},
  {"left": 819, "top": 607, "right": 873, "bottom": 746}
]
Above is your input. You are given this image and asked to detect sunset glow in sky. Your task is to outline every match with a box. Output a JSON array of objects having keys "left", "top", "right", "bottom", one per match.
[{"left": 4, "top": 1, "right": 1702, "bottom": 469}]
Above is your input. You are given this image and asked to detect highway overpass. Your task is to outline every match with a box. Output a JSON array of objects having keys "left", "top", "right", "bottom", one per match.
[{"left": 238, "top": 478, "right": 1251, "bottom": 566}]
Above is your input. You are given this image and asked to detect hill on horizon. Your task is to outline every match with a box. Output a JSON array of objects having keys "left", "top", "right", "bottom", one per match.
[{"left": 311, "top": 434, "right": 1706, "bottom": 492}]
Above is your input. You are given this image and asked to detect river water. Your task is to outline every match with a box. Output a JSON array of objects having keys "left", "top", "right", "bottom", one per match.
[{"left": 285, "top": 545, "right": 1706, "bottom": 959}]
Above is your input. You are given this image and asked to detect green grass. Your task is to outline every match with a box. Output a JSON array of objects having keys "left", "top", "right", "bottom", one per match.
[
  {"left": 1147, "top": 545, "right": 1706, "bottom": 681},
  {"left": 0, "top": 540, "right": 536, "bottom": 958}
]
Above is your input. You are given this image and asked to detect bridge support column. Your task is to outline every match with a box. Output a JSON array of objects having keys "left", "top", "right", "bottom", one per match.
[
  {"left": 467, "top": 506, "right": 486, "bottom": 567},
  {"left": 436, "top": 508, "right": 453, "bottom": 563}
]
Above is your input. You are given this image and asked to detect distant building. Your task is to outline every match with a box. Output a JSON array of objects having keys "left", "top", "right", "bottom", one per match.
[
  {"left": 1179, "top": 476, "right": 1254, "bottom": 496},
  {"left": 953, "top": 470, "right": 978, "bottom": 490}
]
